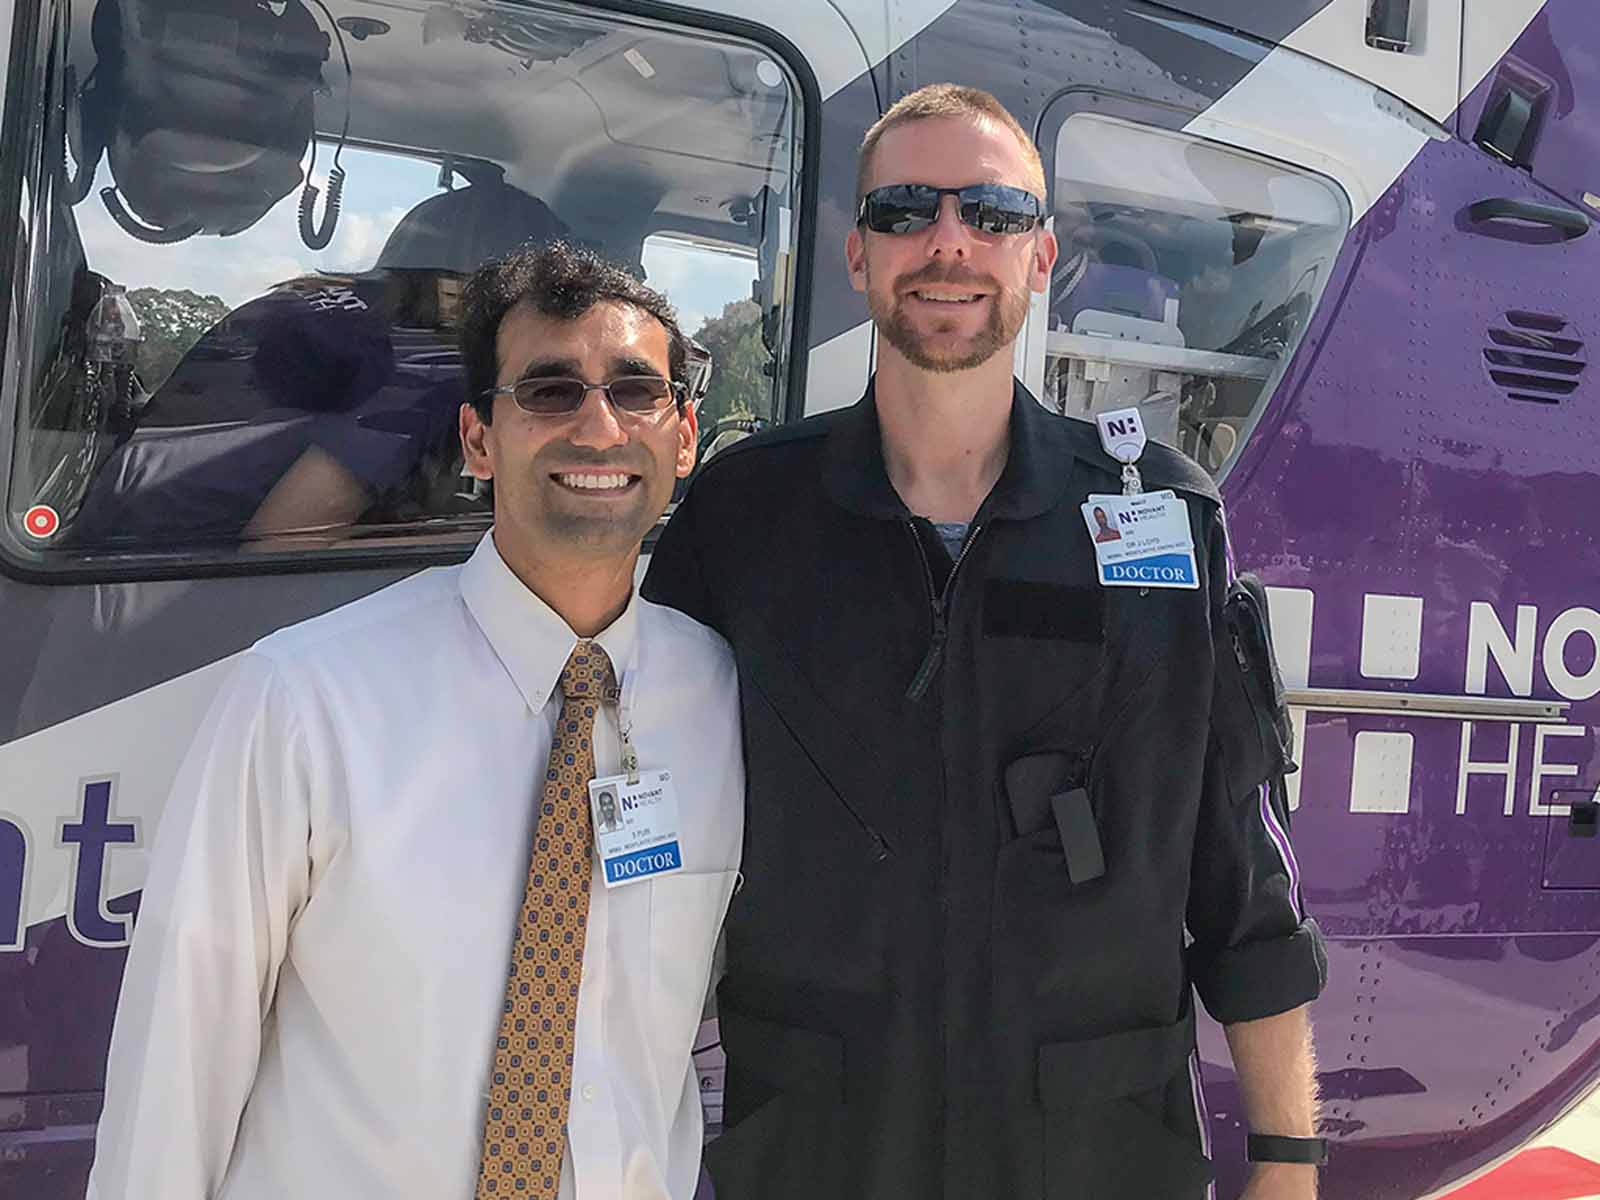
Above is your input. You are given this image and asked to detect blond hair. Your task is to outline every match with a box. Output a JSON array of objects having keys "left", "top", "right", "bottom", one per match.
[{"left": 856, "top": 83, "right": 1047, "bottom": 207}]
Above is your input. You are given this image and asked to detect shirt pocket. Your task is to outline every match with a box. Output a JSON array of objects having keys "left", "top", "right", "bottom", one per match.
[{"left": 648, "top": 869, "right": 739, "bottom": 1090}]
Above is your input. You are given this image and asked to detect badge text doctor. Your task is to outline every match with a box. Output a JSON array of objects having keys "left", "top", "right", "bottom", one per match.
[
  {"left": 588, "top": 674, "right": 685, "bottom": 887},
  {"left": 1084, "top": 407, "right": 1199, "bottom": 589}
]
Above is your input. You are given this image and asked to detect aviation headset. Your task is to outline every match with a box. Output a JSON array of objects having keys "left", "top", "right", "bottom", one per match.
[{"left": 65, "top": 0, "right": 349, "bottom": 248}]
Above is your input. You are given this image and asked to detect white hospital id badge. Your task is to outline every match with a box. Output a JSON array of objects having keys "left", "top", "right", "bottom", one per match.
[
  {"left": 588, "top": 769, "right": 684, "bottom": 887},
  {"left": 1081, "top": 492, "right": 1199, "bottom": 589}
]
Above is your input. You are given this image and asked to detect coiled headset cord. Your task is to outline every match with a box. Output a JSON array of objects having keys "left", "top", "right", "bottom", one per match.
[{"left": 300, "top": 0, "right": 353, "bottom": 251}]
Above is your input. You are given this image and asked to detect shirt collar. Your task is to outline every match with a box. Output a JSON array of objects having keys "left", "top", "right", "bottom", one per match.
[
  {"left": 821, "top": 375, "right": 1077, "bottom": 524},
  {"left": 459, "top": 531, "right": 639, "bottom": 714}
]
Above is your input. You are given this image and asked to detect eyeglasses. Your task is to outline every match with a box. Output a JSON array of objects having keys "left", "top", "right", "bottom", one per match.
[
  {"left": 856, "top": 183, "right": 1044, "bottom": 236},
  {"left": 485, "top": 375, "right": 685, "bottom": 417}
]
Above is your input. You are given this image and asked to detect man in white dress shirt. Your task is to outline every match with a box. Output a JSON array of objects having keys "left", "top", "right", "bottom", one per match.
[{"left": 88, "top": 242, "right": 743, "bottom": 1200}]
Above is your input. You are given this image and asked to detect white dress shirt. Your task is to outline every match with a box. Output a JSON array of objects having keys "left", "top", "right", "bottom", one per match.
[{"left": 88, "top": 532, "right": 744, "bottom": 1200}]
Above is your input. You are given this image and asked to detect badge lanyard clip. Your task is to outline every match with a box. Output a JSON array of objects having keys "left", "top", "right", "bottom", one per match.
[
  {"left": 1095, "top": 407, "right": 1148, "bottom": 497},
  {"left": 608, "top": 674, "right": 641, "bottom": 785}
]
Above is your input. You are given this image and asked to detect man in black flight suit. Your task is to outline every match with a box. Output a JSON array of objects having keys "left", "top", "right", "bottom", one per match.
[{"left": 645, "top": 84, "right": 1327, "bottom": 1200}]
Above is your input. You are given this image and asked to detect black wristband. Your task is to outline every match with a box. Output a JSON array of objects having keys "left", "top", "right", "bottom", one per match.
[{"left": 1246, "top": 1134, "right": 1328, "bottom": 1165}]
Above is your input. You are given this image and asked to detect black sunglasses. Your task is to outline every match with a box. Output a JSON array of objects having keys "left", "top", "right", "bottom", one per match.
[
  {"left": 485, "top": 375, "right": 685, "bottom": 417},
  {"left": 856, "top": 183, "right": 1044, "bottom": 236}
]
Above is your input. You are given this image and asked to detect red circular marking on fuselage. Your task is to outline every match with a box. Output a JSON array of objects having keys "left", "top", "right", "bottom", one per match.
[{"left": 23, "top": 504, "right": 59, "bottom": 539}]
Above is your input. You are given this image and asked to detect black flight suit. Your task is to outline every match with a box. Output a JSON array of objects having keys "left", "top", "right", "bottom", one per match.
[{"left": 643, "top": 379, "right": 1327, "bottom": 1200}]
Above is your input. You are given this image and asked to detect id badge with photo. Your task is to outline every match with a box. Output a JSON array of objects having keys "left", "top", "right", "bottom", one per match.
[
  {"left": 588, "top": 769, "right": 685, "bottom": 887},
  {"left": 1080, "top": 491, "right": 1199, "bottom": 589}
]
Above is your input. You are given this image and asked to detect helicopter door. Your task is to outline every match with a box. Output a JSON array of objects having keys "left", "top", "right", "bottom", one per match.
[
  {"left": 1020, "top": 42, "right": 1463, "bottom": 822},
  {"left": 1029, "top": 98, "right": 1355, "bottom": 482}
]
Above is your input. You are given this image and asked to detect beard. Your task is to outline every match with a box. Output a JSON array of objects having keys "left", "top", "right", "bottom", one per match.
[{"left": 867, "top": 262, "right": 1032, "bottom": 373}]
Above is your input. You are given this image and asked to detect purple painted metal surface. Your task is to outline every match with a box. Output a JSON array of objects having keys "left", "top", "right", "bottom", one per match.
[
  {"left": 1545, "top": 796, "right": 1600, "bottom": 889},
  {"left": 1225, "top": 117, "right": 1600, "bottom": 916},
  {"left": 1457, "top": 0, "right": 1600, "bottom": 215},
  {"left": 0, "top": 905, "right": 130, "bottom": 1198},
  {"left": 1211, "top": 14, "right": 1600, "bottom": 1189},
  {"left": 1200, "top": 935, "right": 1600, "bottom": 1198}
]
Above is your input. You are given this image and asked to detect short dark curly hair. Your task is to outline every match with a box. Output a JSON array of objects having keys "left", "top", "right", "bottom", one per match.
[{"left": 460, "top": 240, "right": 689, "bottom": 423}]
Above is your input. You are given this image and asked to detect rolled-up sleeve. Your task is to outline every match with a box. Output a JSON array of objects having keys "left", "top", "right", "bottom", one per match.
[
  {"left": 1186, "top": 514, "right": 1327, "bottom": 1025},
  {"left": 88, "top": 652, "right": 312, "bottom": 1200}
]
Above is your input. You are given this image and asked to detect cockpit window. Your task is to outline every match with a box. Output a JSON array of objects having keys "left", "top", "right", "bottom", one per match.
[
  {"left": 642, "top": 233, "right": 764, "bottom": 424},
  {"left": 3, "top": 0, "right": 804, "bottom": 572},
  {"left": 1045, "top": 113, "right": 1349, "bottom": 476}
]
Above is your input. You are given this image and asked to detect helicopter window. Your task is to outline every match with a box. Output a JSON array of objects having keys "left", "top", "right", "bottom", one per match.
[
  {"left": 1044, "top": 113, "right": 1350, "bottom": 476},
  {"left": 3, "top": 0, "right": 803, "bottom": 573},
  {"left": 642, "top": 232, "right": 776, "bottom": 465}
]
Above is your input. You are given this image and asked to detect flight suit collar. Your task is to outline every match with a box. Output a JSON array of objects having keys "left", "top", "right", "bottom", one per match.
[{"left": 821, "top": 375, "right": 1077, "bottom": 524}]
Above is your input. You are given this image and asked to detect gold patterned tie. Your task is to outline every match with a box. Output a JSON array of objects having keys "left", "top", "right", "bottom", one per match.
[{"left": 476, "top": 641, "right": 616, "bottom": 1198}]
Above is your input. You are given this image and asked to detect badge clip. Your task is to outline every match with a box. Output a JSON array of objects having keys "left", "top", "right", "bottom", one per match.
[
  {"left": 1095, "top": 407, "right": 1147, "bottom": 496},
  {"left": 607, "top": 678, "right": 642, "bottom": 785},
  {"left": 621, "top": 738, "right": 641, "bottom": 786}
]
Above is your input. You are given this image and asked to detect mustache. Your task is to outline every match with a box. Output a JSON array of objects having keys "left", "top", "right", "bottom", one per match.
[
  {"left": 895, "top": 263, "right": 998, "bottom": 292},
  {"left": 536, "top": 448, "right": 649, "bottom": 474}
]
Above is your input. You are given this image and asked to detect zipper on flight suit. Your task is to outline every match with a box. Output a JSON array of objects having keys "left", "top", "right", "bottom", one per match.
[
  {"left": 900, "top": 515, "right": 976, "bottom": 1195},
  {"left": 904, "top": 520, "right": 985, "bottom": 702}
]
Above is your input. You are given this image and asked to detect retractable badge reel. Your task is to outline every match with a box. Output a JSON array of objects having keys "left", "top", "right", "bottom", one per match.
[
  {"left": 1094, "top": 407, "right": 1146, "bottom": 495},
  {"left": 1081, "top": 407, "right": 1200, "bottom": 590}
]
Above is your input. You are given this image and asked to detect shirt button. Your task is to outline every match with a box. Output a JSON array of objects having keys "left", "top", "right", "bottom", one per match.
[{"left": 581, "top": 1084, "right": 596, "bottom": 1102}]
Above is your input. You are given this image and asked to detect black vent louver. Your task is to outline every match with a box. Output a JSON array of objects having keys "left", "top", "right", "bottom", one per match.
[{"left": 1484, "top": 311, "right": 1586, "bottom": 403}]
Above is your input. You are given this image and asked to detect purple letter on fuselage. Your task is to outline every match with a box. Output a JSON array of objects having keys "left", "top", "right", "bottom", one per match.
[{"left": 60, "top": 779, "right": 137, "bottom": 946}]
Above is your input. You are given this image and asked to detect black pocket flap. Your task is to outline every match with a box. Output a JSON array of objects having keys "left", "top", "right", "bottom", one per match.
[
  {"left": 720, "top": 1004, "right": 845, "bottom": 1100},
  {"left": 1037, "top": 1006, "right": 1196, "bottom": 1110}
]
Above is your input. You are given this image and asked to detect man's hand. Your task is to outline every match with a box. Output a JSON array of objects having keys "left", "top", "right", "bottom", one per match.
[{"left": 1240, "top": 1162, "right": 1318, "bottom": 1199}]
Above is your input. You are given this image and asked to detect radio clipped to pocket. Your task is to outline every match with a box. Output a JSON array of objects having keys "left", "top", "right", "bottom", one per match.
[{"left": 1003, "top": 751, "right": 1106, "bottom": 885}]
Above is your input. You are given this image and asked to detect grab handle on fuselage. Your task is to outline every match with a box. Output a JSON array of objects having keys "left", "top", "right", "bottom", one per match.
[{"left": 1467, "top": 197, "right": 1591, "bottom": 241}]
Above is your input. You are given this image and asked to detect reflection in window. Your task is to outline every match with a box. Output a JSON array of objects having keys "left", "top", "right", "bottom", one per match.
[
  {"left": 1045, "top": 114, "right": 1349, "bottom": 476},
  {"left": 641, "top": 234, "right": 773, "bottom": 468},
  {"left": 6, "top": 0, "right": 800, "bottom": 565}
]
